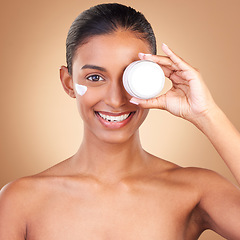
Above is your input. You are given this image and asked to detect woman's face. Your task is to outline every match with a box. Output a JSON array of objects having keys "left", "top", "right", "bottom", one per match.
[{"left": 70, "top": 31, "right": 151, "bottom": 144}]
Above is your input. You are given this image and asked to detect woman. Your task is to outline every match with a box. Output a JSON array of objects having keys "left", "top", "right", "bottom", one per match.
[{"left": 0, "top": 3, "right": 240, "bottom": 239}]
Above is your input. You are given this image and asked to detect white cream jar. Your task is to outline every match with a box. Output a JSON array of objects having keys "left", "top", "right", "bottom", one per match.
[{"left": 123, "top": 60, "right": 165, "bottom": 99}]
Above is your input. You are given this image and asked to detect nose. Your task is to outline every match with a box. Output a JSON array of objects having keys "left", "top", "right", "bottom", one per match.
[{"left": 104, "top": 78, "right": 129, "bottom": 109}]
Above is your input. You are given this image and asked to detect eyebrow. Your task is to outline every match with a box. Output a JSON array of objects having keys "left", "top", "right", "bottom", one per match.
[{"left": 81, "top": 64, "right": 107, "bottom": 72}]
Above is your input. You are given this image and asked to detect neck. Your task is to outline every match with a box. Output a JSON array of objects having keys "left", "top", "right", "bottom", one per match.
[{"left": 71, "top": 130, "right": 148, "bottom": 184}]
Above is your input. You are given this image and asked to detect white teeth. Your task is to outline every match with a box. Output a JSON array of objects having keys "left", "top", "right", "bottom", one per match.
[{"left": 97, "top": 112, "right": 131, "bottom": 122}]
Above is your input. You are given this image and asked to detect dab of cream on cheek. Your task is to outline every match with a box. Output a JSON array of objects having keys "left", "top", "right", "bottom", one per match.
[{"left": 75, "top": 83, "right": 88, "bottom": 96}]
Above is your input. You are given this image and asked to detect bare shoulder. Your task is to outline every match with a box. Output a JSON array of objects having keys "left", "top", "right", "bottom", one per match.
[
  {"left": 0, "top": 176, "right": 45, "bottom": 211},
  {"left": 1, "top": 176, "right": 35, "bottom": 203},
  {"left": 149, "top": 154, "right": 230, "bottom": 185},
  {"left": 0, "top": 159, "right": 70, "bottom": 213},
  {"left": 176, "top": 168, "right": 240, "bottom": 238},
  {"left": 0, "top": 157, "right": 87, "bottom": 205},
  {"left": 0, "top": 158, "right": 67, "bottom": 197},
  {"left": 0, "top": 176, "right": 43, "bottom": 239},
  {"left": 148, "top": 154, "right": 238, "bottom": 195},
  {"left": 0, "top": 163, "right": 72, "bottom": 225},
  {"left": 170, "top": 166, "right": 237, "bottom": 188}
]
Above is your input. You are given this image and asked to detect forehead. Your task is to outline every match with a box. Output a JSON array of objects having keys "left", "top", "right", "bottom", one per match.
[{"left": 73, "top": 31, "right": 151, "bottom": 70}]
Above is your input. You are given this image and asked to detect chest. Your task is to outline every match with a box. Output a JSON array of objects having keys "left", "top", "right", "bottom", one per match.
[{"left": 27, "top": 183, "right": 202, "bottom": 240}]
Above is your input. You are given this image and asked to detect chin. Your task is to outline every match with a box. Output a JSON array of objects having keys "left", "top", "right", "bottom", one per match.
[
  {"left": 97, "top": 130, "right": 138, "bottom": 145},
  {"left": 85, "top": 126, "right": 139, "bottom": 145}
]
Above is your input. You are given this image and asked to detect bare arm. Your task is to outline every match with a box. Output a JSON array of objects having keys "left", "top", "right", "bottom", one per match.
[
  {"left": 198, "top": 169, "right": 240, "bottom": 239},
  {"left": 194, "top": 105, "right": 240, "bottom": 184},
  {"left": 131, "top": 43, "right": 240, "bottom": 184},
  {"left": 0, "top": 181, "right": 28, "bottom": 239}
]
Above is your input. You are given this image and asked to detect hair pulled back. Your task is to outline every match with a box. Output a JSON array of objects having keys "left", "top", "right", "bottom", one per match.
[{"left": 66, "top": 3, "right": 157, "bottom": 75}]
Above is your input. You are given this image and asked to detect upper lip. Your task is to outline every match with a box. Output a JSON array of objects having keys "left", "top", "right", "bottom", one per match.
[{"left": 95, "top": 111, "right": 135, "bottom": 116}]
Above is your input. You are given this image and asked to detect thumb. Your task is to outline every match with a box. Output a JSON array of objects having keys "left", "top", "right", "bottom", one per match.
[{"left": 130, "top": 96, "right": 167, "bottom": 110}]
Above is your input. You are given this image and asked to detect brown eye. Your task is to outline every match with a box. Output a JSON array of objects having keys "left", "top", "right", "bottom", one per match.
[{"left": 87, "top": 75, "right": 104, "bottom": 82}]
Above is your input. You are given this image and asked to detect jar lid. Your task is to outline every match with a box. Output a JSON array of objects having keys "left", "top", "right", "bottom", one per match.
[{"left": 123, "top": 60, "right": 165, "bottom": 99}]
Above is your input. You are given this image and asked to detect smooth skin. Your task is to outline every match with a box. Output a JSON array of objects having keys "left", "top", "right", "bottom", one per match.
[{"left": 0, "top": 30, "right": 240, "bottom": 240}]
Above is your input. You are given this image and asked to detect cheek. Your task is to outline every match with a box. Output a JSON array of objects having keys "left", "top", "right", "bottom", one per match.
[
  {"left": 75, "top": 86, "right": 106, "bottom": 117},
  {"left": 82, "top": 86, "right": 107, "bottom": 104},
  {"left": 75, "top": 84, "right": 87, "bottom": 96}
]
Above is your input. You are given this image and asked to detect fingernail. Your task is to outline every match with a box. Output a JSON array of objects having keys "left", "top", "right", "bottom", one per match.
[
  {"left": 130, "top": 98, "right": 139, "bottom": 105},
  {"left": 162, "top": 43, "right": 168, "bottom": 48},
  {"left": 138, "top": 53, "right": 145, "bottom": 58},
  {"left": 139, "top": 53, "right": 152, "bottom": 59}
]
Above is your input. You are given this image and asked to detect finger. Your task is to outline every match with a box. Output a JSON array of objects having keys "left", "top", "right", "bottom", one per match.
[
  {"left": 158, "top": 65, "right": 173, "bottom": 78},
  {"left": 160, "top": 66, "right": 187, "bottom": 85},
  {"left": 161, "top": 43, "right": 192, "bottom": 71},
  {"left": 172, "top": 82, "right": 189, "bottom": 94},
  {"left": 138, "top": 53, "right": 178, "bottom": 71},
  {"left": 169, "top": 71, "right": 188, "bottom": 85},
  {"left": 130, "top": 96, "right": 167, "bottom": 110}
]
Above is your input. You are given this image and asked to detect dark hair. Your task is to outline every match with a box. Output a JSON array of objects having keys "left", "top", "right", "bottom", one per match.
[{"left": 66, "top": 3, "right": 157, "bottom": 75}]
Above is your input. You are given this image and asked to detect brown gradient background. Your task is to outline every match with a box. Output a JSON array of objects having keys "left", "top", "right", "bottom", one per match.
[{"left": 0, "top": 0, "right": 239, "bottom": 239}]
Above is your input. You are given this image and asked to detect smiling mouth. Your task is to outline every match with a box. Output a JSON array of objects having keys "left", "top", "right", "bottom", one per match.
[{"left": 95, "top": 111, "right": 135, "bottom": 123}]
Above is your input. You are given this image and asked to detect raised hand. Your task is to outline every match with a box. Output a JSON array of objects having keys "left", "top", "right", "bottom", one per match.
[
  {"left": 131, "top": 43, "right": 217, "bottom": 124},
  {"left": 131, "top": 44, "right": 240, "bottom": 184}
]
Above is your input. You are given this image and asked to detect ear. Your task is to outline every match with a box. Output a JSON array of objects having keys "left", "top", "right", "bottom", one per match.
[{"left": 59, "top": 66, "right": 76, "bottom": 98}]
